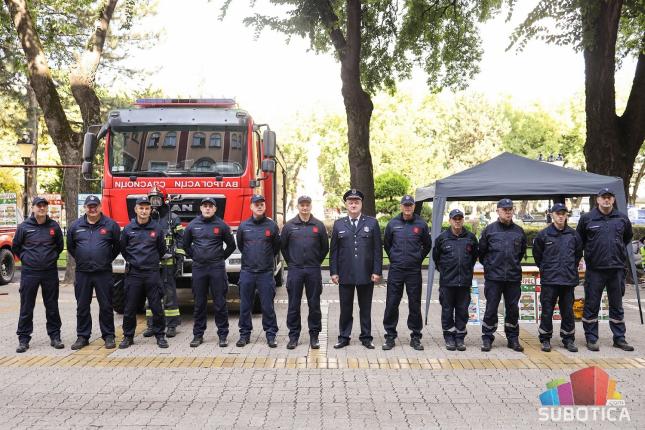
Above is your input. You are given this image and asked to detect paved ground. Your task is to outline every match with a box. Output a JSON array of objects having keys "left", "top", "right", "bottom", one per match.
[{"left": 1, "top": 270, "right": 645, "bottom": 429}]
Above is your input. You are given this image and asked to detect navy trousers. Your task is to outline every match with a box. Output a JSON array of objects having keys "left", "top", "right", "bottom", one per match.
[
  {"left": 122, "top": 269, "right": 165, "bottom": 338},
  {"left": 74, "top": 271, "right": 115, "bottom": 339},
  {"left": 383, "top": 268, "right": 423, "bottom": 340},
  {"left": 538, "top": 284, "right": 575, "bottom": 343},
  {"left": 338, "top": 283, "right": 374, "bottom": 342},
  {"left": 238, "top": 270, "right": 278, "bottom": 339},
  {"left": 192, "top": 264, "right": 229, "bottom": 338},
  {"left": 439, "top": 286, "right": 471, "bottom": 341},
  {"left": 583, "top": 268, "right": 626, "bottom": 343},
  {"left": 16, "top": 268, "right": 61, "bottom": 343},
  {"left": 286, "top": 267, "right": 322, "bottom": 339},
  {"left": 481, "top": 280, "right": 521, "bottom": 342}
]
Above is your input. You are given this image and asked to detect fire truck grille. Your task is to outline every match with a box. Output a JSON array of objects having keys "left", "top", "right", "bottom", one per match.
[{"left": 126, "top": 196, "right": 226, "bottom": 223}]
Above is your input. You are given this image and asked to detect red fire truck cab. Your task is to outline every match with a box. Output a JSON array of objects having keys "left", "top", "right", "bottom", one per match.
[{"left": 82, "top": 98, "right": 286, "bottom": 312}]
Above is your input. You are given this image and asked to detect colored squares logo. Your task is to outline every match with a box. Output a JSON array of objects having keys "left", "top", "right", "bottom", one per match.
[{"left": 539, "top": 366, "right": 622, "bottom": 406}]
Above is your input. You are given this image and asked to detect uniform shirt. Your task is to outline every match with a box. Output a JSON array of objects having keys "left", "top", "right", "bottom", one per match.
[
  {"left": 183, "top": 214, "right": 236, "bottom": 267},
  {"left": 330, "top": 215, "right": 382, "bottom": 285},
  {"left": 383, "top": 213, "right": 431, "bottom": 270},
  {"left": 533, "top": 223, "right": 583, "bottom": 286},
  {"left": 432, "top": 228, "right": 478, "bottom": 288},
  {"left": 236, "top": 215, "right": 280, "bottom": 273},
  {"left": 12, "top": 215, "right": 64, "bottom": 271},
  {"left": 576, "top": 207, "right": 632, "bottom": 270},
  {"left": 280, "top": 215, "right": 329, "bottom": 268},
  {"left": 119, "top": 218, "right": 166, "bottom": 271},
  {"left": 67, "top": 214, "right": 121, "bottom": 272},
  {"left": 478, "top": 220, "right": 527, "bottom": 282}
]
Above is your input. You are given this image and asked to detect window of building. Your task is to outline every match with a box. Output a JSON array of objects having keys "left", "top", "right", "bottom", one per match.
[
  {"left": 163, "top": 132, "right": 177, "bottom": 148},
  {"left": 192, "top": 132, "right": 206, "bottom": 147},
  {"left": 147, "top": 133, "right": 160, "bottom": 148},
  {"left": 231, "top": 133, "right": 241, "bottom": 150},
  {"left": 209, "top": 133, "right": 222, "bottom": 148},
  {"left": 149, "top": 161, "right": 168, "bottom": 172}
]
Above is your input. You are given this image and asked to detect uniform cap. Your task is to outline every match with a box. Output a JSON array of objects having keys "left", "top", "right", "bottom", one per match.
[
  {"left": 343, "top": 189, "right": 364, "bottom": 201},
  {"left": 251, "top": 194, "right": 266, "bottom": 203},
  {"left": 135, "top": 196, "right": 151, "bottom": 205},
  {"left": 201, "top": 197, "right": 217, "bottom": 205},
  {"left": 497, "top": 198, "right": 513, "bottom": 209},
  {"left": 597, "top": 187, "right": 615, "bottom": 197},
  {"left": 449, "top": 209, "right": 464, "bottom": 219},
  {"left": 400, "top": 195, "right": 415, "bottom": 205},
  {"left": 297, "top": 195, "right": 312, "bottom": 204},
  {"left": 84, "top": 195, "right": 101, "bottom": 206},
  {"left": 32, "top": 196, "right": 48, "bottom": 206},
  {"left": 550, "top": 203, "right": 568, "bottom": 213}
]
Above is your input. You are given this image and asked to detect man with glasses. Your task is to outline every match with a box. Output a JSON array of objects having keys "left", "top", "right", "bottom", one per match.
[
  {"left": 577, "top": 188, "right": 634, "bottom": 351},
  {"left": 479, "top": 198, "right": 527, "bottom": 352}
]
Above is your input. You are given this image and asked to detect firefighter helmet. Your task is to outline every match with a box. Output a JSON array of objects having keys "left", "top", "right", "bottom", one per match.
[{"left": 148, "top": 185, "right": 167, "bottom": 208}]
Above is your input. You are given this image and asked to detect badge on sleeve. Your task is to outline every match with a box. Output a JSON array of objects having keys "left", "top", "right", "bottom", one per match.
[
  {"left": 100, "top": 228, "right": 107, "bottom": 235},
  {"left": 49, "top": 228, "right": 55, "bottom": 236},
  {"left": 413, "top": 227, "right": 420, "bottom": 234},
  {"left": 214, "top": 227, "right": 220, "bottom": 234},
  {"left": 265, "top": 229, "right": 271, "bottom": 237},
  {"left": 313, "top": 226, "right": 319, "bottom": 233},
  {"left": 150, "top": 231, "right": 157, "bottom": 238}
]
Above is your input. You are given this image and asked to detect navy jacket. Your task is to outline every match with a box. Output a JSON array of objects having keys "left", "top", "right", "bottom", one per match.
[
  {"left": 236, "top": 215, "right": 280, "bottom": 273},
  {"left": 383, "top": 213, "right": 431, "bottom": 270},
  {"left": 478, "top": 220, "right": 527, "bottom": 282},
  {"left": 533, "top": 224, "right": 583, "bottom": 287},
  {"left": 183, "top": 214, "right": 236, "bottom": 268},
  {"left": 12, "top": 215, "right": 64, "bottom": 271},
  {"left": 67, "top": 214, "right": 121, "bottom": 272},
  {"left": 330, "top": 215, "right": 382, "bottom": 285},
  {"left": 280, "top": 215, "right": 329, "bottom": 268},
  {"left": 119, "top": 218, "right": 166, "bottom": 271},
  {"left": 433, "top": 228, "right": 478, "bottom": 288},
  {"left": 576, "top": 207, "right": 632, "bottom": 270}
]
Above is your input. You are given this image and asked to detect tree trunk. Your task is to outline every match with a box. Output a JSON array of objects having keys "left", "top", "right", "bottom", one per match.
[
  {"left": 582, "top": 1, "right": 645, "bottom": 199},
  {"left": 25, "top": 84, "right": 38, "bottom": 202},
  {"left": 340, "top": 0, "right": 376, "bottom": 216}
]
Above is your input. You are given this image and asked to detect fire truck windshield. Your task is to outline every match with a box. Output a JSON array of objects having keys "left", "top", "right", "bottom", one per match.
[{"left": 108, "top": 128, "right": 247, "bottom": 177}]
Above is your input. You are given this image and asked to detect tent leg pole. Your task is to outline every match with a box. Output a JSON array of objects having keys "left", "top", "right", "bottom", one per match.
[{"left": 635, "top": 280, "right": 644, "bottom": 325}]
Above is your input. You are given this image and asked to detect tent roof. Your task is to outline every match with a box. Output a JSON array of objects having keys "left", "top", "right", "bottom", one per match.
[{"left": 415, "top": 152, "right": 624, "bottom": 202}]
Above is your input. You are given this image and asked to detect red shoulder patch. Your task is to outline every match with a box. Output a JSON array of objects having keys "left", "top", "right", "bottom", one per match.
[
  {"left": 413, "top": 227, "right": 420, "bottom": 234},
  {"left": 313, "top": 226, "right": 319, "bottom": 233},
  {"left": 99, "top": 228, "right": 107, "bottom": 235},
  {"left": 265, "top": 229, "right": 271, "bottom": 237},
  {"left": 150, "top": 231, "right": 156, "bottom": 238},
  {"left": 214, "top": 227, "right": 220, "bottom": 234},
  {"left": 49, "top": 228, "right": 55, "bottom": 236}
]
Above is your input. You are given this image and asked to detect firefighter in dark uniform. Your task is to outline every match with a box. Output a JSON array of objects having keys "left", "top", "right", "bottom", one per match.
[
  {"left": 533, "top": 203, "right": 583, "bottom": 353},
  {"left": 13, "top": 196, "right": 65, "bottom": 353},
  {"left": 576, "top": 188, "right": 634, "bottom": 351},
  {"left": 183, "top": 197, "right": 236, "bottom": 347},
  {"left": 382, "top": 195, "right": 431, "bottom": 351},
  {"left": 479, "top": 198, "right": 527, "bottom": 352},
  {"left": 66, "top": 195, "right": 121, "bottom": 350},
  {"left": 330, "top": 189, "right": 383, "bottom": 349},
  {"left": 433, "top": 209, "right": 478, "bottom": 351},
  {"left": 236, "top": 194, "right": 281, "bottom": 348},
  {"left": 142, "top": 186, "right": 185, "bottom": 338},
  {"left": 281, "top": 195, "right": 329, "bottom": 350},
  {"left": 118, "top": 196, "right": 169, "bottom": 349}
]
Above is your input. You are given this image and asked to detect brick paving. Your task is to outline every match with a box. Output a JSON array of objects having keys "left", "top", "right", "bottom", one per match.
[{"left": 0, "top": 271, "right": 644, "bottom": 428}]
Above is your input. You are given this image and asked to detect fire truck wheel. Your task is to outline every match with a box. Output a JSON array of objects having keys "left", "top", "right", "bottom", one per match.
[
  {"left": 0, "top": 249, "right": 15, "bottom": 285},
  {"left": 112, "top": 275, "right": 126, "bottom": 314}
]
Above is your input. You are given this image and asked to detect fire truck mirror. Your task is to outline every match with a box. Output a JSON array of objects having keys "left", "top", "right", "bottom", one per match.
[
  {"left": 83, "top": 132, "right": 97, "bottom": 162},
  {"left": 261, "top": 159, "right": 276, "bottom": 173},
  {"left": 82, "top": 161, "right": 93, "bottom": 178},
  {"left": 262, "top": 130, "right": 276, "bottom": 158}
]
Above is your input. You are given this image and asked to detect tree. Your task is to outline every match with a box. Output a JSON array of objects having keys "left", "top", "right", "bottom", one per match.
[
  {"left": 374, "top": 171, "right": 409, "bottom": 216},
  {"left": 223, "top": 0, "right": 503, "bottom": 215},
  {"left": 508, "top": 0, "right": 645, "bottom": 198},
  {"left": 3, "top": 0, "right": 148, "bottom": 280}
]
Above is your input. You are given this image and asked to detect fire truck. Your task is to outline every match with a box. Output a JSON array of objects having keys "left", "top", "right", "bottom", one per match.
[{"left": 82, "top": 98, "right": 286, "bottom": 312}]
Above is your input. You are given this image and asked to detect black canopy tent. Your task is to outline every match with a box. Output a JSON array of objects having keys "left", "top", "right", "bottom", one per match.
[{"left": 414, "top": 152, "right": 643, "bottom": 325}]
